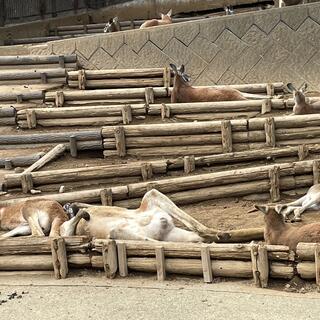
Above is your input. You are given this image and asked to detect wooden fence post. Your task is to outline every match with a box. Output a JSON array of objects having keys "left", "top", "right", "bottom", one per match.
[
  {"left": 141, "top": 163, "right": 153, "bottom": 181},
  {"left": 250, "top": 242, "right": 260, "bottom": 287},
  {"left": 100, "top": 188, "right": 113, "bottom": 206},
  {"left": 184, "top": 155, "right": 195, "bottom": 174},
  {"left": 160, "top": 103, "right": 170, "bottom": 119},
  {"left": 26, "top": 109, "right": 37, "bottom": 129},
  {"left": 298, "top": 144, "right": 309, "bottom": 161},
  {"left": 121, "top": 105, "right": 132, "bottom": 125},
  {"left": 266, "top": 83, "right": 274, "bottom": 96},
  {"left": 145, "top": 87, "right": 154, "bottom": 105},
  {"left": 221, "top": 120, "right": 233, "bottom": 153},
  {"left": 78, "top": 70, "right": 86, "bottom": 89},
  {"left": 69, "top": 135, "right": 78, "bottom": 157},
  {"left": 315, "top": 244, "right": 320, "bottom": 287},
  {"left": 268, "top": 165, "right": 280, "bottom": 202},
  {"left": 102, "top": 240, "right": 117, "bottom": 279},
  {"left": 114, "top": 126, "right": 126, "bottom": 157},
  {"left": 257, "top": 244, "right": 269, "bottom": 288},
  {"left": 265, "top": 117, "right": 276, "bottom": 147},
  {"left": 201, "top": 244, "right": 213, "bottom": 283},
  {"left": 51, "top": 237, "right": 68, "bottom": 279},
  {"left": 261, "top": 98, "right": 272, "bottom": 114},
  {"left": 313, "top": 160, "right": 320, "bottom": 185},
  {"left": 163, "top": 67, "right": 171, "bottom": 89},
  {"left": 117, "top": 241, "right": 128, "bottom": 277},
  {"left": 55, "top": 91, "right": 64, "bottom": 107},
  {"left": 155, "top": 246, "right": 166, "bottom": 281},
  {"left": 21, "top": 173, "right": 33, "bottom": 194}
]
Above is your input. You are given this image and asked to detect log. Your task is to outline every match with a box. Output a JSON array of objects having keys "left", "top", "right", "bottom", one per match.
[
  {"left": 297, "top": 262, "right": 318, "bottom": 279},
  {"left": 0, "top": 236, "right": 90, "bottom": 255},
  {"left": 0, "top": 77, "right": 66, "bottom": 85},
  {"left": 155, "top": 246, "right": 166, "bottom": 281},
  {"left": 126, "top": 257, "right": 291, "bottom": 279},
  {"left": 45, "top": 87, "right": 168, "bottom": 102},
  {"left": 0, "top": 68, "right": 66, "bottom": 80},
  {"left": 51, "top": 237, "right": 68, "bottom": 279},
  {"left": 93, "top": 240, "right": 293, "bottom": 261},
  {"left": 117, "top": 241, "right": 128, "bottom": 277},
  {"left": 22, "top": 144, "right": 66, "bottom": 174},
  {"left": 102, "top": 240, "right": 117, "bottom": 279},
  {"left": 0, "top": 152, "right": 45, "bottom": 168},
  {"left": 0, "top": 90, "right": 44, "bottom": 102},
  {"left": 0, "top": 55, "right": 77, "bottom": 65},
  {"left": 201, "top": 245, "right": 213, "bottom": 283}
]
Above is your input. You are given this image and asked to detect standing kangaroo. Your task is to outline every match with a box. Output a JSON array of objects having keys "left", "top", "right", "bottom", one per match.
[
  {"left": 287, "top": 83, "right": 320, "bottom": 115},
  {"left": 170, "top": 64, "right": 247, "bottom": 103},
  {"left": 140, "top": 9, "right": 172, "bottom": 29}
]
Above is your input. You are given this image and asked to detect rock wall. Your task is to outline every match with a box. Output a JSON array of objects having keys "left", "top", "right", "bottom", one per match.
[{"left": 30, "top": 3, "right": 320, "bottom": 88}]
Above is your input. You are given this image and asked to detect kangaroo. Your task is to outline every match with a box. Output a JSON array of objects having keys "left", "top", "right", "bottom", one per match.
[
  {"left": 170, "top": 64, "right": 247, "bottom": 103},
  {"left": 287, "top": 83, "right": 320, "bottom": 115},
  {"left": 140, "top": 9, "right": 172, "bottom": 29},
  {"left": 104, "top": 17, "right": 120, "bottom": 33},
  {"left": 0, "top": 199, "right": 68, "bottom": 238},
  {"left": 275, "top": 184, "right": 320, "bottom": 222},
  {"left": 255, "top": 204, "right": 320, "bottom": 250}
]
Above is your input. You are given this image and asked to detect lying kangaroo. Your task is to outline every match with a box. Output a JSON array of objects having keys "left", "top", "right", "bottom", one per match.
[
  {"left": 275, "top": 184, "right": 320, "bottom": 221},
  {"left": 287, "top": 83, "right": 320, "bottom": 115},
  {"left": 0, "top": 199, "right": 68, "bottom": 238},
  {"left": 140, "top": 9, "right": 172, "bottom": 29},
  {"left": 60, "top": 189, "right": 218, "bottom": 242}
]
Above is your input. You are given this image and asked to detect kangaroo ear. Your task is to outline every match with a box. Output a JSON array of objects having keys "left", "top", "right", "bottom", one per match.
[
  {"left": 108, "top": 17, "right": 113, "bottom": 24},
  {"left": 286, "top": 83, "right": 296, "bottom": 93},
  {"left": 275, "top": 204, "right": 286, "bottom": 214},
  {"left": 300, "top": 82, "right": 308, "bottom": 92},
  {"left": 160, "top": 12, "right": 164, "bottom": 18},
  {"left": 169, "top": 63, "right": 178, "bottom": 73},
  {"left": 254, "top": 205, "right": 268, "bottom": 214},
  {"left": 167, "top": 9, "right": 172, "bottom": 17},
  {"left": 179, "top": 64, "right": 185, "bottom": 73}
]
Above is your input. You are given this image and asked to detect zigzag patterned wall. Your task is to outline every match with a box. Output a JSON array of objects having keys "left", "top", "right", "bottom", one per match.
[{"left": 30, "top": 2, "right": 320, "bottom": 88}]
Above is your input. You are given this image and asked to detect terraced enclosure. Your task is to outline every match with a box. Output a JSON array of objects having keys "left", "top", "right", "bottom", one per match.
[{"left": 1, "top": 2, "right": 320, "bottom": 288}]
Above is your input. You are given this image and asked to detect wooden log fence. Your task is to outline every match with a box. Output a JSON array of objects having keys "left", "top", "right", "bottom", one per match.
[
  {"left": 4, "top": 145, "right": 320, "bottom": 193},
  {"left": 2, "top": 159, "right": 320, "bottom": 220},
  {"left": 102, "top": 114, "right": 320, "bottom": 158},
  {"left": 0, "top": 55, "right": 78, "bottom": 71},
  {"left": 0, "top": 68, "right": 67, "bottom": 86},
  {"left": 0, "top": 152, "right": 45, "bottom": 169},
  {"left": 45, "top": 87, "right": 168, "bottom": 107},
  {"left": 2, "top": 236, "right": 320, "bottom": 287},
  {"left": 67, "top": 68, "right": 172, "bottom": 90},
  {"left": 0, "top": 105, "right": 16, "bottom": 125},
  {"left": 0, "top": 130, "right": 103, "bottom": 151},
  {"left": 0, "top": 90, "right": 44, "bottom": 103}
]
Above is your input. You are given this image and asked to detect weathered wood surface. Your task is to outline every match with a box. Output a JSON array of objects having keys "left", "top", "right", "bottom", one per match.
[
  {"left": 0, "top": 55, "right": 77, "bottom": 65},
  {"left": 0, "top": 152, "right": 45, "bottom": 168}
]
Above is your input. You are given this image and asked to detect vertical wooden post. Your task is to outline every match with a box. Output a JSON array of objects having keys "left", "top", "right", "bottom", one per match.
[
  {"left": 69, "top": 135, "right": 78, "bottom": 157},
  {"left": 268, "top": 165, "right": 280, "bottom": 202},
  {"left": 264, "top": 117, "right": 276, "bottom": 147},
  {"left": 298, "top": 144, "right": 309, "bottom": 161},
  {"left": 114, "top": 126, "right": 126, "bottom": 157},
  {"left": 257, "top": 244, "right": 269, "bottom": 288},
  {"left": 141, "top": 163, "right": 153, "bottom": 181},
  {"left": 58, "top": 55, "right": 65, "bottom": 68},
  {"left": 155, "top": 246, "right": 166, "bottom": 281},
  {"left": 117, "top": 241, "right": 128, "bottom": 277},
  {"left": 4, "top": 159, "right": 13, "bottom": 170},
  {"left": 145, "top": 87, "right": 154, "bottom": 105},
  {"left": 201, "top": 244, "right": 213, "bottom": 283},
  {"left": 121, "top": 104, "right": 132, "bottom": 125},
  {"left": 78, "top": 70, "right": 86, "bottom": 89},
  {"left": 261, "top": 98, "right": 272, "bottom": 114},
  {"left": 160, "top": 103, "right": 170, "bottom": 119},
  {"left": 221, "top": 120, "right": 233, "bottom": 153},
  {"left": 266, "top": 83, "right": 274, "bottom": 96},
  {"left": 184, "top": 155, "right": 195, "bottom": 174},
  {"left": 250, "top": 242, "right": 260, "bottom": 287},
  {"left": 102, "top": 240, "right": 118, "bottom": 279},
  {"left": 21, "top": 173, "right": 33, "bottom": 194},
  {"left": 315, "top": 244, "right": 320, "bottom": 287},
  {"left": 16, "top": 94, "right": 23, "bottom": 103},
  {"left": 55, "top": 91, "right": 64, "bottom": 107},
  {"left": 40, "top": 72, "right": 48, "bottom": 84},
  {"left": 26, "top": 109, "right": 37, "bottom": 129},
  {"left": 163, "top": 67, "right": 171, "bottom": 89},
  {"left": 51, "top": 237, "right": 68, "bottom": 279},
  {"left": 313, "top": 160, "right": 320, "bottom": 185},
  {"left": 100, "top": 188, "right": 113, "bottom": 206}
]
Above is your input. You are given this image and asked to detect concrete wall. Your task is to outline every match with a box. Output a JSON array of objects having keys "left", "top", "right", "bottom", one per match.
[{"left": 29, "top": 2, "right": 320, "bottom": 88}]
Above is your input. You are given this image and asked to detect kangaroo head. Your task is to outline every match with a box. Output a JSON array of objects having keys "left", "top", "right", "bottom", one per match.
[
  {"left": 104, "top": 17, "right": 119, "bottom": 33},
  {"left": 160, "top": 9, "right": 172, "bottom": 21},
  {"left": 169, "top": 64, "right": 191, "bottom": 84},
  {"left": 287, "top": 82, "right": 308, "bottom": 105}
]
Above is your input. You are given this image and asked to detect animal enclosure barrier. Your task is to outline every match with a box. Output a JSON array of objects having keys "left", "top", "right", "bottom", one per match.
[
  {"left": 0, "top": 55, "right": 78, "bottom": 71},
  {"left": 4, "top": 145, "right": 320, "bottom": 194},
  {"left": 0, "top": 68, "right": 67, "bottom": 86},
  {"left": 0, "top": 130, "right": 103, "bottom": 152},
  {"left": 2, "top": 159, "right": 320, "bottom": 217},
  {"left": 67, "top": 68, "right": 172, "bottom": 89},
  {"left": 102, "top": 114, "right": 320, "bottom": 158},
  {"left": 2, "top": 237, "right": 320, "bottom": 287}
]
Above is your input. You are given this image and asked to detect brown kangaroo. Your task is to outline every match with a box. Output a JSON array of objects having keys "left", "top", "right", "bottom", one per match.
[
  {"left": 140, "top": 9, "right": 172, "bottom": 29},
  {"left": 170, "top": 64, "right": 247, "bottom": 103},
  {"left": 287, "top": 83, "right": 320, "bottom": 115},
  {"left": 255, "top": 204, "right": 320, "bottom": 250},
  {"left": 0, "top": 199, "right": 68, "bottom": 238}
]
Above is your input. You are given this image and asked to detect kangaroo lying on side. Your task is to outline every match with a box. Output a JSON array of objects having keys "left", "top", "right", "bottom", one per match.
[
  {"left": 275, "top": 184, "right": 320, "bottom": 222},
  {"left": 0, "top": 199, "right": 68, "bottom": 238},
  {"left": 60, "top": 189, "right": 210, "bottom": 242},
  {"left": 256, "top": 204, "right": 320, "bottom": 250},
  {"left": 140, "top": 9, "right": 172, "bottom": 29}
]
